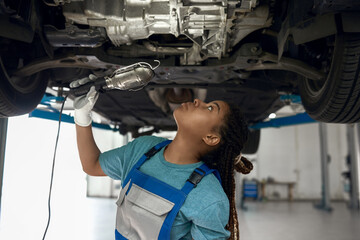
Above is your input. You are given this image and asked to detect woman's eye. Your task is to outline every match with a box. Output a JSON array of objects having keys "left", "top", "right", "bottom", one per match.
[{"left": 207, "top": 106, "right": 213, "bottom": 111}]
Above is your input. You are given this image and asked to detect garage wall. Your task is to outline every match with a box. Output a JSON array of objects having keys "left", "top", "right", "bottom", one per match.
[
  {"left": 240, "top": 123, "right": 352, "bottom": 201},
  {"left": 1, "top": 115, "right": 131, "bottom": 239},
  {"left": 88, "top": 122, "right": 356, "bottom": 201},
  {"left": 1, "top": 115, "right": 90, "bottom": 239}
]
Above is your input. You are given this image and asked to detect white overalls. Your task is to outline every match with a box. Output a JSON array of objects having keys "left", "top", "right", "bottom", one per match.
[{"left": 114, "top": 140, "right": 222, "bottom": 240}]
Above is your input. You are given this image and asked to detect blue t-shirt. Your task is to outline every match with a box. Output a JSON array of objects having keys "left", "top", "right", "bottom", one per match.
[{"left": 99, "top": 135, "right": 230, "bottom": 240}]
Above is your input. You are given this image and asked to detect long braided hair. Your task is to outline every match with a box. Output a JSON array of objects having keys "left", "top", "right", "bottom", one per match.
[{"left": 200, "top": 103, "right": 253, "bottom": 240}]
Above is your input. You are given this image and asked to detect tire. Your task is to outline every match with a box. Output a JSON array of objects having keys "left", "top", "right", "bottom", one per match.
[
  {"left": 0, "top": 57, "right": 48, "bottom": 117},
  {"left": 242, "top": 129, "right": 260, "bottom": 154},
  {"left": 299, "top": 33, "right": 360, "bottom": 123}
]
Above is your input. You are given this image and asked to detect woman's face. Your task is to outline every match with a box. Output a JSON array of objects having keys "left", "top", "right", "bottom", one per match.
[{"left": 173, "top": 99, "right": 229, "bottom": 140}]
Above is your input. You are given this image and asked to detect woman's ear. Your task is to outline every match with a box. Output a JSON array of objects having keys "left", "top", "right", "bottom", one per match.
[{"left": 202, "top": 134, "right": 221, "bottom": 147}]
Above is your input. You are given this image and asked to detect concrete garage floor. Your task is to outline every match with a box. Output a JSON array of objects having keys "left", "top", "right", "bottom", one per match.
[
  {"left": 2, "top": 197, "right": 358, "bottom": 239},
  {"left": 85, "top": 198, "right": 360, "bottom": 240},
  {"left": 238, "top": 202, "right": 360, "bottom": 240}
]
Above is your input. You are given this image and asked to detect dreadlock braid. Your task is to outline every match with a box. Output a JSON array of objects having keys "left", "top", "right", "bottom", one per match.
[{"left": 200, "top": 103, "right": 253, "bottom": 240}]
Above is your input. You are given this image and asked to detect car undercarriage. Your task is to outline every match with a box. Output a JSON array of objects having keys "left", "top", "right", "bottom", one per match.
[{"left": 1, "top": 0, "right": 360, "bottom": 141}]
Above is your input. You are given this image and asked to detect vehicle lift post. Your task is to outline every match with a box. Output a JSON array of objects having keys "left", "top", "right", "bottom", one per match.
[
  {"left": 0, "top": 118, "right": 8, "bottom": 222},
  {"left": 347, "top": 124, "right": 360, "bottom": 210},
  {"left": 314, "top": 122, "right": 332, "bottom": 212}
]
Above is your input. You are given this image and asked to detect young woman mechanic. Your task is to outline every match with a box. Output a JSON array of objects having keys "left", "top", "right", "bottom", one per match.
[{"left": 72, "top": 77, "right": 253, "bottom": 240}]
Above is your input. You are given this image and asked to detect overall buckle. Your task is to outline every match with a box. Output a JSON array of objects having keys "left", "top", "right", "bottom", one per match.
[
  {"left": 187, "top": 168, "right": 206, "bottom": 188},
  {"left": 144, "top": 146, "right": 159, "bottom": 159}
]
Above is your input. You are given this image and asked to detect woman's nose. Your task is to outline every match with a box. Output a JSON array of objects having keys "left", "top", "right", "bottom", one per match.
[
  {"left": 193, "top": 99, "right": 199, "bottom": 107},
  {"left": 193, "top": 99, "right": 203, "bottom": 107}
]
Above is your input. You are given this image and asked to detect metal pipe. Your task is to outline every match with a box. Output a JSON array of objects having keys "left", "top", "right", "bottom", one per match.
[
  {"left": 173, "top": 88, "right": 183, "bottom": 96},
  {"left": 348, "top": 124, "right": 360, "bottom": 210},
  {"left": 358, "top": 123, "right": 360, "bottom": 207},
  {"left": 143, "top": 41, "right": 191, "bottom": 54},
  {"left": 314, "top": 123, "right": 332, "bottom": 211},
  {"left": 0, "top": 118, "right": 8, "bottom": 222}
]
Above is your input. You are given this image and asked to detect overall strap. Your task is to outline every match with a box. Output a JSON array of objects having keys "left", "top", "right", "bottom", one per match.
[
  {"left": 122, "top": 140, "right": 172, "bottom": 187},
  {"left": 132, "top": 140, "right": 172, "bottom": 170},
  {"left": 158, "top": 163, "right": 222, "bottom": 239},
  {"left": 181, "top": 163, "right": 222, "bottom": 195}
]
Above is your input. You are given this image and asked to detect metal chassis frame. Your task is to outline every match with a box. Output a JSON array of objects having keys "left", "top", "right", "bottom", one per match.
[{"left": 250, "top": 112, "right": 316, "bottom": 130}]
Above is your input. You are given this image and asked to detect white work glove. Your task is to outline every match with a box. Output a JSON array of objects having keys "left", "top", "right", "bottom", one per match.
[{"left": 70, "top": 74, "right": 99, "bottom": 127}]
